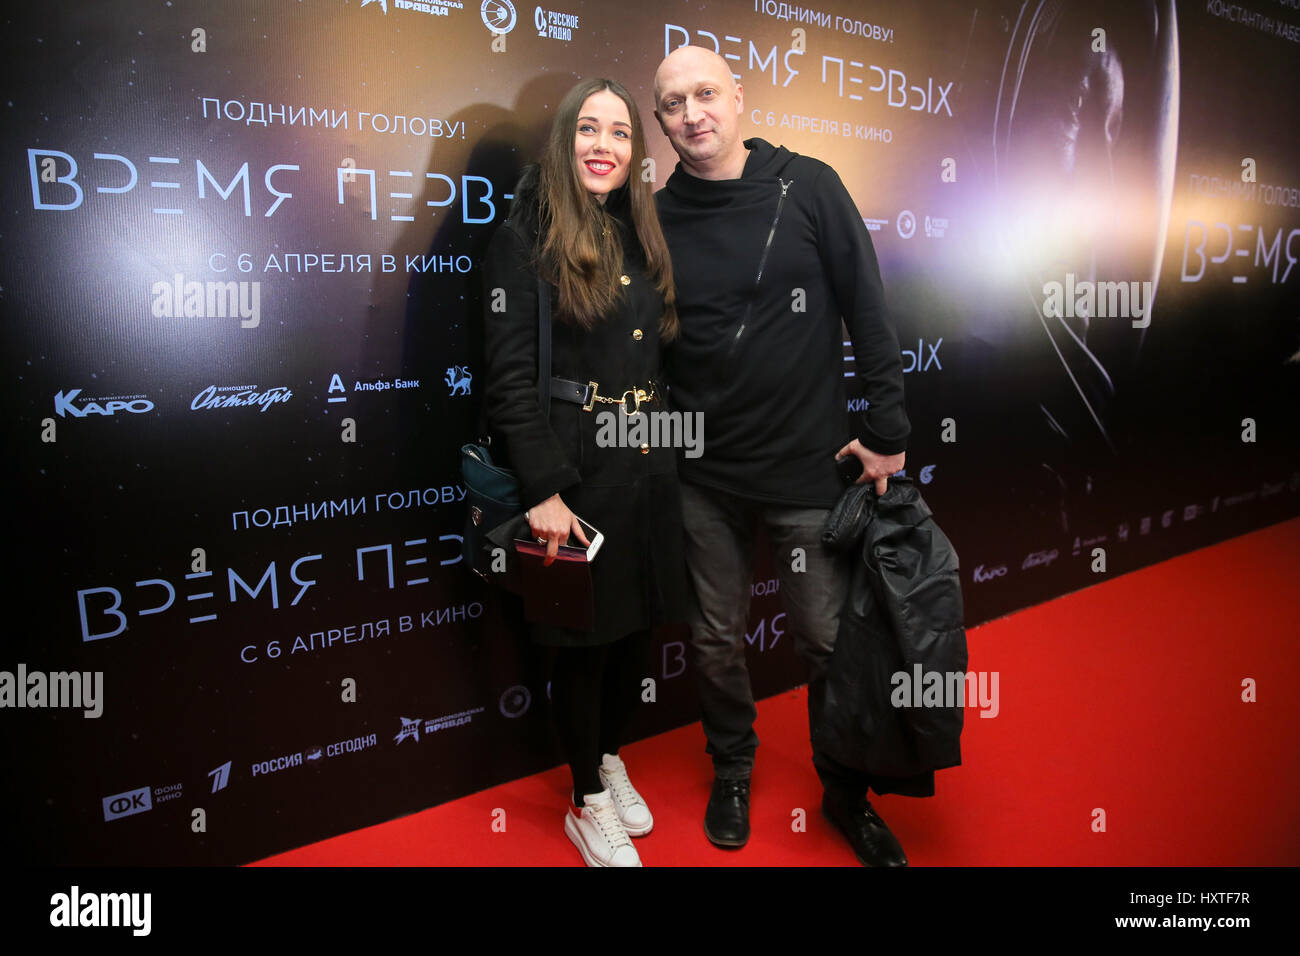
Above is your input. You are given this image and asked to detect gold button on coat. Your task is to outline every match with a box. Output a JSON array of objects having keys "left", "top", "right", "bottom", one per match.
[
  {"left": 619, "top": 274, "right": 630, "bottom": 286},
  {"left": 632, "top": 329, "right": 643, "bottom": 341}
]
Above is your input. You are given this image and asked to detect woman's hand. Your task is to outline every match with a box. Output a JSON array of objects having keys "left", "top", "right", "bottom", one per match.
[{"left": 526, "top": 493, "right": 591, "bottom": 566}]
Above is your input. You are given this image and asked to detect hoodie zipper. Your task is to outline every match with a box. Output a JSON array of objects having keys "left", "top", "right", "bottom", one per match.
[
  {"left": 755, "top": 178, "right": 792, "bottom": 286},
  {"left": 726, "top": 177, "right": 793, "bottom": 360}
]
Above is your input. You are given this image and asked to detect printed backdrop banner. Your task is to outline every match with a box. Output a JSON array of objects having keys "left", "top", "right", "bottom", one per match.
[{"left": 2, "top": 0, "right": 1297, "bottom": 864}]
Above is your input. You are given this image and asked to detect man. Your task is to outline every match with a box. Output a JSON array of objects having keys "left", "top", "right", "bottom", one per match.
[{"left": 652, "top": 46, "right": 912, "bottom": 866}]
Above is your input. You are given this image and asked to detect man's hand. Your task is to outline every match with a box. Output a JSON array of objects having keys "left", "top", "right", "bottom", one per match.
[
  {"left": 835, "top": 439, "right": 905, "bottom": 496},
  {"left": 526, "top": 493, "right": 590, "bottom": 566}
]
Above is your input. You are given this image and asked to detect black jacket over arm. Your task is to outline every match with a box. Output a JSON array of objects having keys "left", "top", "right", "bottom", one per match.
[{"left": 816, "top": 478, "right": 968, "bottom": 795}]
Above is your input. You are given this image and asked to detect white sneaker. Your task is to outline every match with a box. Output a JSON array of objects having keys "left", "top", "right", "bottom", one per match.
[
  {"left": 564, "top": 790, "right": 641, "bottom": 867},
  {"left": 599, "top": 752, "right": 654, "bottom": 837}
]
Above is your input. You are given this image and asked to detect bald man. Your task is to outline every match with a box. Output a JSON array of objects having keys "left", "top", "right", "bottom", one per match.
[{"left": 652, "top": 46, "right": 912, "bottom": 867}]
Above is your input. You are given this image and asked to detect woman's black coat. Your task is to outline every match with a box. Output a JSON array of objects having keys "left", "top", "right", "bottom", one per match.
[{"left": 480, "top": 168, "right": 689, "bottom": 646}]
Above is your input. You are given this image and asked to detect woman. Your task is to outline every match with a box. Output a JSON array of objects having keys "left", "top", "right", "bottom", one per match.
[{"left": 481, "top": 77, "right": 688, "bottom": 867}]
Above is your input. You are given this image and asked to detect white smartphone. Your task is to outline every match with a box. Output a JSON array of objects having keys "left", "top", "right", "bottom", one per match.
[{"left": 573, "top": 517, "right": 604, "bottom": 561}]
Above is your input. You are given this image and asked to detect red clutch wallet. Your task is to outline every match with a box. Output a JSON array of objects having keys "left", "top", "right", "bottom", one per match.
[{"left": 511, "top": 539, "right": 596, "bottom": 631}]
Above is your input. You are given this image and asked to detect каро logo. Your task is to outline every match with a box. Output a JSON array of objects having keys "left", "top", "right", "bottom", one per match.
[{"left": 55, "top": 389, "right": 153, "bottom": 419}]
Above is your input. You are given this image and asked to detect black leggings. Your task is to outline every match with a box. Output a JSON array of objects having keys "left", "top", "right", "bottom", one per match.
[{"left": 549, "top": 630, "right": 651, "bottom": 806}]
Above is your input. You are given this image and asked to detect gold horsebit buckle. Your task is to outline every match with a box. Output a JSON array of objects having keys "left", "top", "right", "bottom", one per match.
[{"left": 581, "top": 381, "right": 658, "bottom": 415}]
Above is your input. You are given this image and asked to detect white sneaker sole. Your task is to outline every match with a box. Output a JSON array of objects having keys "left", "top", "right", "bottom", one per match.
[
  {"left": 564, "top": 812, "right": 641, "bottom": 867},
  {"left": 621, "top": 816, "right": 653, "bottom": 838}
]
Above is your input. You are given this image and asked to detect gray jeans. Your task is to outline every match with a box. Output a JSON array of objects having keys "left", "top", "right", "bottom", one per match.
[{"left": 680, "top": 480, "right": 867, "bottom": 793}]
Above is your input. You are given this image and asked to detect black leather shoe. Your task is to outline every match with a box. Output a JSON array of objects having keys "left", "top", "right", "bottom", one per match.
[
  {"left": 821, "top": 791, "right": 909, "bottom": 867},
  {"left": 704, "top": 776, "right": 750, "bottom": 847}
]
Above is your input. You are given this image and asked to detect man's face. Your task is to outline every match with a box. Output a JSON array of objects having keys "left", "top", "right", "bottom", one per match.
[{"left": 654, "top": 48, "right": 744, "bottom": 170}]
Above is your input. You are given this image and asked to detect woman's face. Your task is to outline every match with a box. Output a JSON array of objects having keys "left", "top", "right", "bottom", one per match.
[{"left": 573, "top": 89, "right": 632, "bottom": 203}]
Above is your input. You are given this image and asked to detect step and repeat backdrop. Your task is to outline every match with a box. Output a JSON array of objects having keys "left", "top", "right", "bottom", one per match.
[{"left": 3, "top": 0, "right": 1297, "bottom": 864}]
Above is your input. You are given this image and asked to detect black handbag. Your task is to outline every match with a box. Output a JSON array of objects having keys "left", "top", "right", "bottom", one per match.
[{"left": 460, "top": 279, "right": 552, "bottom": 586}]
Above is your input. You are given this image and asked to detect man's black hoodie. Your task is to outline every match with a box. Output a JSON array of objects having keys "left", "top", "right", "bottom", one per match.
[{"left": 656, "top": 137, "right": 910, "bottom": 508}]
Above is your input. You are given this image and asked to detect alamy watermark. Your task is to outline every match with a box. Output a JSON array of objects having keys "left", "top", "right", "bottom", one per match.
[
  {"left": 595, "top": 410, "right": 704, "bottom": 459},
  {"left": 49, "top": 886, "right": 150, "bottom": 936},
  {"left": 891, "top": 665, "right": 999, "bottom": 718},
  {"left": 1041, "top": 273, "right": 1153, "bottom": 329},
  {"left": 0, "top": 664, "right": 102, "bottom": 718},
  {"left": 151, "top": 273, "right": 261, "bottom": 328}
]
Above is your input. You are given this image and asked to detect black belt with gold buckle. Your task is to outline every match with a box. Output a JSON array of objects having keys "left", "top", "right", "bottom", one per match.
[{"left": 551, "top": 377, "right": 659, "bottom": 414}]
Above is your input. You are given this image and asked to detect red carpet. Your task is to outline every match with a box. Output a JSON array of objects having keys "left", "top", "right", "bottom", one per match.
[{"left": 252, "top": 518, "right": 1300, "bottom": 866}]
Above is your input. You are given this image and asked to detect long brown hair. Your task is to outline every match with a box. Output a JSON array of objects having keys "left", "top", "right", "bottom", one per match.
[{"left": 537, "top": 77, "right": 678, "bottom": 341}]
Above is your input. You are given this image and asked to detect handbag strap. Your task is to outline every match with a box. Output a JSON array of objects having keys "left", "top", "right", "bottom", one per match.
[
  {"left": 536, "top": 277, "right": 551, "bottom": 407},
  {"left": 477, "top": 274, "right": 552, "bottom": 444}
]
